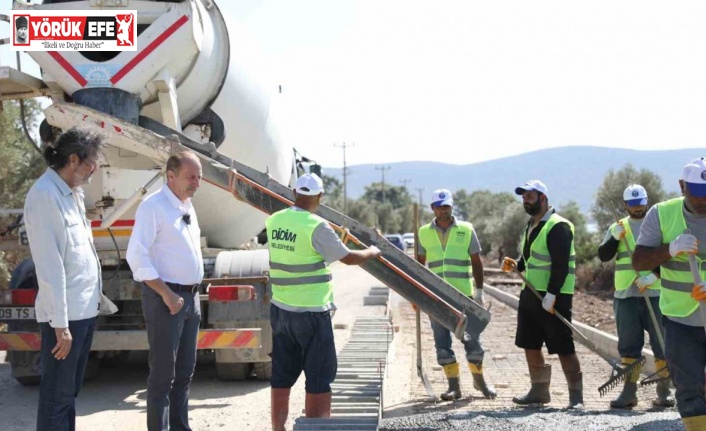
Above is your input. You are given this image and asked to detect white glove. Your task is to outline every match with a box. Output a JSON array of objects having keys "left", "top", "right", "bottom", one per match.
[
  {"left": 635, "top": 273, "right": 658, "bottom": 292},
  {"left": 669, "top": 234, "right": 698, "bottom": 257},
  {"left": 542, "top": 292, "right": 556, "bottom": 314},
  {"left": 474, "top": 289, "right": 484, "bottom": 306},
  {"left": 611, "top": 222, "right": 625, "bottom": 241}
]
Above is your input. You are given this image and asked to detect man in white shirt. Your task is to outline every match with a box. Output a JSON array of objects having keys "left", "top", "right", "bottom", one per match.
[
  {"left": 127, "top": 151, "right": 204, "bottom": 431},
  {"left": 24, "top": 128, "right": 105, "bottom": 431}
]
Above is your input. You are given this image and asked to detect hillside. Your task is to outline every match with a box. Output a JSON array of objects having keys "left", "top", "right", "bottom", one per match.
[{"left": 325, "top": 146, "right": 699, "bottom": 213}]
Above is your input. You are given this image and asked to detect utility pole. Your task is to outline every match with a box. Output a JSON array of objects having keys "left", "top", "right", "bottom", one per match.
[
  {"left": 414, "top": 187, "right": 424, "bottom": 207},
  {"left": 414, "top": 187, "right": 424, "bottom": 222},
  {"left": 399, "top": 178, "right": 412, "bottom": 189},
  {"left": 375, "top": 165, "right": 391, "bottom": 204},
  {"left": 334, "top": 142, "right": 354, "bottom": 214}
]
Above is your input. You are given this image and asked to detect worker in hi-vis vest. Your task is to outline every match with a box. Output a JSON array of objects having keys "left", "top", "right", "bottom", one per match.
[
  {"left": 417, "top": 189, "right": 497, "bottom": 401},
  {"left": 502, "top": 180, "right": 584, "bottom": 409},
  {"left": 597, "top": 184, "right": 673, "bottom": 409},
  {"left": 633, "top": 158, "right": 706, "bottom": 431},
  {"left": 266, "top": 173, "right": 382, "bottom": 431}
]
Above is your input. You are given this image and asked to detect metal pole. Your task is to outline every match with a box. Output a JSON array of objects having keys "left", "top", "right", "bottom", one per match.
[
  {"left": 334, "top": 142, "right": 354, "bottom": 214},
  {"left": 375, "top": 165, "right": 391, "bottom": 204}
]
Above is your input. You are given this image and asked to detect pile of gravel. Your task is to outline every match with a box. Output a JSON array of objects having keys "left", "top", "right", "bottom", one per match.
[{"left": 380, "top": 408, "right": 683, "bottom": 431}]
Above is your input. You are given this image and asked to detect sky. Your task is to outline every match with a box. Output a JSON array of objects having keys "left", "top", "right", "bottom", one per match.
[{"left": 3, "top": 1, "right": 706, "bottom": 168}]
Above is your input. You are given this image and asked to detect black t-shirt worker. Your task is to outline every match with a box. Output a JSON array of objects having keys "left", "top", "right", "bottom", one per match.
[{"left": 501, "top": 180, "right": 583, "bottom": 409}]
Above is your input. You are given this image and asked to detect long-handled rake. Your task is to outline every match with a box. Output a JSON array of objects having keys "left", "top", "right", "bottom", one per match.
[
  {"left": 510, "top": 266, "right": 645, "bottom": 396},
  {"left": 609, "top": 202, "right": 670, "bottom": 388}
]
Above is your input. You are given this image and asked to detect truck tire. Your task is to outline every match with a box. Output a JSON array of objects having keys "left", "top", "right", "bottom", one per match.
[
  {"left": 8, "top": 351, "right": 41, "bottom": 386},
  {"left": 215, "top": 362, "right": 252, "bottom": 381},
  {"left": 253, "top": 362, "right": 272, "bottom": 381}
]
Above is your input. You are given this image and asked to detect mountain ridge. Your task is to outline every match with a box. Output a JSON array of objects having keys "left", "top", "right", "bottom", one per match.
[{"left": 324, "top": 146, "right": 700, "bottom": 213}]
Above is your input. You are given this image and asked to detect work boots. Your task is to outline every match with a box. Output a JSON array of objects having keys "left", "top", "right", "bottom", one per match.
[
  {"left": 652, "top": 359, "right": 675, "bottom": 407},
  {"left": 683, "top": 415, "right": 706, "bottom": 431},
  {"left": 469, "top": 362, "right": 497, "bottom": 399},
  {"left": 513, "top": 365, "right": 551, "bottom": 405},
  {"left": 564, "top": 371, "right": 584, "bottom": 409},
  {"left": 610, "top": 358, "right": 640, "bottom": 409},
  {"left": 440, "top": 363, "right": 462, "bottom": 401}
]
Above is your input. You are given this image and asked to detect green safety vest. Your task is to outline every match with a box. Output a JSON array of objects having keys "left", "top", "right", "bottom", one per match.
[
  {"left": 265, "top": 208, "right": 333, "bottom": 309},
  {"left": 521, "top": 213, "right": 576, "bottom": 294},
  {"left": 657, "top": 197, "right": 705, "bottom": 317},
  {"left": 611, "top": 217, "right": 661, "bottom": 291},
  {"left": 418, "top": 221, "right": 474, "bottom": 296}
]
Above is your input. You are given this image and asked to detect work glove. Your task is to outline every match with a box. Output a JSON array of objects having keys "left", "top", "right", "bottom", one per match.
[
  {"left": 473, "top": 289, "right": 484, "bottom": 306},
  {"left": 635, "top": 273, "right": 658, "bottom": 292},
  {"left": 669, "top": 234, "right": 698, "bottom": 257},
  {"left": 542, "top": 292, "right": 556, "bottom": 314},
  {"left": 501, "top": 257, "right": 517, "bottom": 273},
  {"left": 691, "top": 281, "right": 706, "bottom": 302},
  {"left": 611, "top": 221, "right": 626, "bottom": 241}
]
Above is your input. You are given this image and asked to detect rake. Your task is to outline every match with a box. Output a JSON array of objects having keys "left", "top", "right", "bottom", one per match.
[
  {"left": 639, "top": 366, "right": 671, "bottom": 387},
  {"left": 511, "top": 266, "right": 645, "bottom": 396}
]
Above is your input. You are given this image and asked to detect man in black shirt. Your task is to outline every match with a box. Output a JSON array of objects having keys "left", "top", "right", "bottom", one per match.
[{"left": 502, "top": 180, "right": 583, "bottom": 409}]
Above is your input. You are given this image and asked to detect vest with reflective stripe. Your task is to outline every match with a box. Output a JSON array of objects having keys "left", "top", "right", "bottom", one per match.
[
  {"left": 418, "top": 221, "right": 474, "bottom": 296},
  {"left": 265, "top": 208, "right": 333, "bottom": 309},
  {"left": 657, "top": 197, "right": 705, "bottom": 317},
  {"left": 521, "top": 213, "right": 576, "bottom": 294},
  {"left": 612, "top": 217, "right": 661, "bottom": 291}
]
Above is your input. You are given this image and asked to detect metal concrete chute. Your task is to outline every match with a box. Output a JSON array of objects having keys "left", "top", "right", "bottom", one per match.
[{"left": 44, "top": 101, "right": 491, "bottom": 340}]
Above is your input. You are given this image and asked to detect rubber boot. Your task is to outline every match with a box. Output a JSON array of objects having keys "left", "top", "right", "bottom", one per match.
[
  {"left": 440, "top": 363, "right": 462, "bottom": 401},
  {"left": 610, "top": 358, "right": 640, "bottom": 409},
  {"left": 469, "top": 362, "right": 497, "bottom": 399},
  {"left": 305, "top": 392, "right": 332, "bottom": 418},
  {"left": 513, "top": 365, "right": 551, "bottom": 405},
  {"left": 271, "top": 387, "right": 291, "bottom": 431},
  {"left": 564, "top": 371, "right": 584, "bottom": 409},
  {"left": 683, "top": 415, "right": 706, "bottom": 431},
  {"left": 652, "top": 359, "right": 675, "bottom": 407}
]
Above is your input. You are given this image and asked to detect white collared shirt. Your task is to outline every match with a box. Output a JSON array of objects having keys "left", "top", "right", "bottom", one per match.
[
  {"left": 24, "top": 169, "right": 102, "bottom": 328},
  {"left": 127, "top": 185, "right": 204, "bottom": 285}
]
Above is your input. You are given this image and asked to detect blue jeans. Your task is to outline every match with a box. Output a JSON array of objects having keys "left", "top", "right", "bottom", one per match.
[
  {"left": 36, "top": 317, "right": 96, "bottom": 431},
  {"left": 664, "top": 317, "right": 706, "bottom": 418},
  {"left": 613, "top": 296, "right": 665, "bottom": 359},
  {"left": 430, "top": 319, "right": 484, "bottom": 365},
  {"left": 142, "top": 286, "right": 201, "bottom": 431}
]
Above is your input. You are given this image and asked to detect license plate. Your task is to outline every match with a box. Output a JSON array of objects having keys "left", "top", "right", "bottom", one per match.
[{"left": 0, "top": 307, "right": 35, "bottom": 320}]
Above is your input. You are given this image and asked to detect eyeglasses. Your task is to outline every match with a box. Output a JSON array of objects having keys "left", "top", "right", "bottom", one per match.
[{"left": 182, "top": 214, "right": 191, "bottom": 225}]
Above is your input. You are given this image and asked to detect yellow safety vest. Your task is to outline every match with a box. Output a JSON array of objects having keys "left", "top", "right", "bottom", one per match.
[
  {"left": 612, "top": 217, "right": 661, "bottom": 291},
  {"left": 657, "top": 197, "right": 705, "bottom": 317},
  {"left": 418, "top": 221, "right": 474, "bottom": 296},
  {"left": 265, "top": 208, "right": 333, "bottom": 309},
  {"left": 521, "top": 213, "right": 576, "bottom": 294}
]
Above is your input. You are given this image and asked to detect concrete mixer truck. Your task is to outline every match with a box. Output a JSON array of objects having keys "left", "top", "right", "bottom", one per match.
[
  {"left": 0, "top": 0, "right": 491, "bottom": 387},
  {"left": 0, "top": 0, "right": 313, "bottom": 384}
]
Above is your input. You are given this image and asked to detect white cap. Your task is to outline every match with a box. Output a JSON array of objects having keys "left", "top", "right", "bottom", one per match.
[
  {"left": 431, "top": 189, "right": 453, "bottom": 207},
  {"left": 515, "top": 180, "right": 549, "bottom": 198},
  {"left": 623, "top": 184, "right": 648, "bottom": 206},
  {"left": 682, "top": 158, "right": 706, "bottom": 198},
  {"left": 294, "top": 173, "right": 324, "bottom": 196}
]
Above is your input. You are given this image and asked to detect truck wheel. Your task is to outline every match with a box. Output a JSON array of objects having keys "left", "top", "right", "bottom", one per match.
[
  {"left": 253, "top": 362, "right": 272, "bottom": 381},
  {"left": 8, "top": 351, "right": 41, "bottom": 386},
  {"left": 215, "top": 362, "right": 252, "bottom": 381}
]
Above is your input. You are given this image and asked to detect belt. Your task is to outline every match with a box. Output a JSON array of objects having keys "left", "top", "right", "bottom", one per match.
[{"left": 165, "top": 282, "right": 200, "bottom": 294}]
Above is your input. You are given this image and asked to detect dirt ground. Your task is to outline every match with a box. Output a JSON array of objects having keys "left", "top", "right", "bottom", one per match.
[
  {"left": 484, "top": 270, "right": 618, "bottom": 335},
  {"left": 0, "top": 262, "right": 386, "bottom": 431}
]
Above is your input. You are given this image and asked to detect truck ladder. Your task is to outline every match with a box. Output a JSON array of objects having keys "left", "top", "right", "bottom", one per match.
[{"left": 44, "top": 102, "right": 491, "bottom": 340}]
